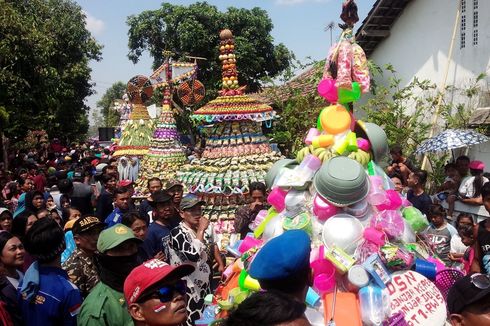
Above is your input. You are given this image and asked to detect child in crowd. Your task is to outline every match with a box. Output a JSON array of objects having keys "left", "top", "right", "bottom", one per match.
[
  {"left": 449, "top": 213, "right": 474, "bottom": 265},
  {"left": 434, "top": 163, "right": 461, "bottom": 202},
  {"left": 423, "top": 204, "right": 457, "bottom": 265},
  {"left": 457, "top": 224, "right": 475, "bottom": 275}
]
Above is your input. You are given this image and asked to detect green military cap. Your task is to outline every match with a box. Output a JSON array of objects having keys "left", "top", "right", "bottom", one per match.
[{"left": 97, "top": 224, "right": 142, "bottom": 253}]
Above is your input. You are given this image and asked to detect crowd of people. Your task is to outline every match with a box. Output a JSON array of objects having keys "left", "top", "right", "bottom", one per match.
[
  {"left": 0, "top": 144, "right": 223, "bottom": 325},
  {"left": 0, "top": 142, "right": 489, "bottom": 325},
  {"left": 386, "top": 146, "right": 490, "bottom": 276}
]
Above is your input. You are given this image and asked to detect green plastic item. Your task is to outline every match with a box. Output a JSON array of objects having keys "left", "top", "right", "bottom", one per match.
[
  {"left": 264, "top": 159, "right": 297, "bottom": 190},
  {"left": 354, "top": 122, "right": 390, "bottom": 168},
  {"left": 402, "top": 206, "right": 429, "bottom": 232},
  {"left": 367, "top": 161, "right": 376, "bottom": 176},
  {"left": 313, "top": 156, "right": 369, "bottom": 207},
  {"left": 282, "top": 212, "right": 313, "bottom": 236},
  {"left": 253, "top": 207, "right": 278, "bottom": 238},
  {"left": 338, "top": 82, "right": 361, "bottom": 104}
]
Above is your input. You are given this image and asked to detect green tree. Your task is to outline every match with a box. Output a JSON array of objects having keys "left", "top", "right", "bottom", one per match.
[
  {"left": 0, "top": 0, "right": 102, "bottom": 144},
  {"left": 126, "top": 2, "right": 294, "bottom": 96},
  {"left": 96, "top": 81, "right": 126, "bottom": 127}
]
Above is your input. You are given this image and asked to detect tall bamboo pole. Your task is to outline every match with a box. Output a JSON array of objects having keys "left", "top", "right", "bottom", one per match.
[{"left": 421, "top": 0, "right": 461, "bottom": 170}]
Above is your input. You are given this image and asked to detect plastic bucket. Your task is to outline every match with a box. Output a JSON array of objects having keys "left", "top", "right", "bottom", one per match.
[
  {"left": 267, "top": 187, "right": 287, "bottom": 212},
  {"left": 414, "top": 258, "right": 437, "bottom": 280}
]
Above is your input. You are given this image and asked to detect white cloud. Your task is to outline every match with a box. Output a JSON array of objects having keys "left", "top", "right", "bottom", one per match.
[
  {"left": 83, "top": 10, "right": 105, "bottom": 36},
  {"left": 275, "top": 0, "right": 329, "bottom": 5}
]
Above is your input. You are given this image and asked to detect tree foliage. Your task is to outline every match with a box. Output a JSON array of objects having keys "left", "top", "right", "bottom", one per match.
[
  {"left": 0, "top": 0, "right": 102, "bottom": 143},
  {"left": 96, "top": 81, "right": 126, "bottom": 127},
  {"left": 126, "top": 2, "right": 294, "bottom": 96}
]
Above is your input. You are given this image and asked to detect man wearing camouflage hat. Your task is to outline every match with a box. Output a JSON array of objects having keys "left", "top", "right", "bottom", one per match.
[{"left": 62, "top": 215, "right": 105, "bottom": 298}]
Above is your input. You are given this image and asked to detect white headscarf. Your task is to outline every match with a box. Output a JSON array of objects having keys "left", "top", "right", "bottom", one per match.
[{"left": 117, "top": 157, "right": 130, "bottom": 180}]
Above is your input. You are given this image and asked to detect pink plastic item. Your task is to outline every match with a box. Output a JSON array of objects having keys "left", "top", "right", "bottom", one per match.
[
  {"left": 314, "top": 272, "right": 336, "bottom": 295},
  {"left": 367, "top": 176, "right": 386, "bottom": 206},
  {"left": 238, "top": 235, "right": 263, "bottom": 254},
  {"left": 357, "top": 138, "right": 371, "bottom": 152},
  {"left": 376, "top": 190, "right": 403, "bottom": 211},
  {"left": 317, "top": 78, "right": 338, "bottom": 103},
  {"left": 299, "top": 154, "right": 322, "bottom": 172},
  {"left": 370, "top": 210, "right": 405, "bottom": 239},
  {"left": 435, "top": 269, "right": 464, "bottom": 300},
  {"left": 305, "top": 128, "right": 321, "bottom": 145},
  {"left": 313, "top": 194, "right": 338, "bottom": 221},
  {"left": 363, "top": 227, "right": 386, "bottom": 246},
  {"left": 427, "top": 256, "right": 446, "bottom": 272},
  {"left": 401, "top": 198, "right": 412, "bottom": 207},
  {"left": 310, "top": 246, "right": 335, "bottom": 276},
  {"left": 267, "top": 187, "right": 288, "bottom": 212}
]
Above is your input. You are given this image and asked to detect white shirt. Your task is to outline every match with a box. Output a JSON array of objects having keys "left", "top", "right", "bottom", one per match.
[
  {"left": 459, "top": 176, "right": 489, "bottom": 198},
  {"left": 450, "top": 234, "right": 468, "bottom": 254}
]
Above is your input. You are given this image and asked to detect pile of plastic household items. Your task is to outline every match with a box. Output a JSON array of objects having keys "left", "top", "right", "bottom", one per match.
[{"left": 197, "top": 27, "right": 459, "bottom": 326}]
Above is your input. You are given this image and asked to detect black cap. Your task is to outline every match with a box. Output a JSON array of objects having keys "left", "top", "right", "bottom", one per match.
[
  {"left": 72, "top": 216, "right": 105, "bottom": 235},
  {"left": 447, "top": 274, "right": 490, "bottom": 314},
  {"left": 149, "top": 190, "right": 172, "bottom": 207}
]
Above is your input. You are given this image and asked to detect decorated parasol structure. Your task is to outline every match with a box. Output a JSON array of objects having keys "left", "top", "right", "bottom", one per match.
[
  {"left": 177, "top": 29, "right": 283, "bottom": 249},
  {"left": 134, "top": 52, "right": 201, "bottom": 195},
  {"left": 113, "top": 76, "right": 156, "bottom": 157}
]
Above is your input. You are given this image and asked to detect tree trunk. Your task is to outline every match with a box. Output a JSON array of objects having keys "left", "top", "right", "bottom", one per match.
[{"left": 1, "top": 132, "right": 9, "bottom": 170}]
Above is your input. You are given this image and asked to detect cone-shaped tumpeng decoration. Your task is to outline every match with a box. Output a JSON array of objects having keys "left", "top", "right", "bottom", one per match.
[
  {"left": 192, "top": 29, "right": 274, "bottom": 122},
  {"left": 113, "top": 75, "right": 156, "bottom": 157},
  {"left": 178, "top": 29, "right": 283, "bottom": 250}
]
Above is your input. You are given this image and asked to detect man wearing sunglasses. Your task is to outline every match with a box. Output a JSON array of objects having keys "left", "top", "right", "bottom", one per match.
[
  {"left": 447, "top": 273, "right": 490, "bottom": 325},
  {"left": 124, "top": 259, "right": 195, "bottom": 326}
]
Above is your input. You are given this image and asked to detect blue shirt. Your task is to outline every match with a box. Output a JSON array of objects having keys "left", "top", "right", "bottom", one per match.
[
  {"left": 143, "top": 222, "right": 171, "bottom": 257},
  {"left": 104, "top": 208, "right": 125, "bottom": 228},
  {"left": 19, "top": 266, "right": 82, "bottom": 326},
  {"left": 407, "top": 189, "right": 433, "bottom": 216}
]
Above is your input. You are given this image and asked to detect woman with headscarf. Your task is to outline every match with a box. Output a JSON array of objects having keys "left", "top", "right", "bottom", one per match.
[
  {"left": 128, "top": 157, "right": 139, "bottom": 182},
  {"left": 24, "top": 191, "right": 45, "bottom": 215},
  {"left": 117, "top": 157, "right": 130, "bottom": 181}
]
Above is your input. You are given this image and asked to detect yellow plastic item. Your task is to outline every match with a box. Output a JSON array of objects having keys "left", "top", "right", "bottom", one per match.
[
  {"left": 312, "top": 134, "right": 334, "bottom": 148},
  {"left": 320, "top": 104, "right": 351, "bottom": 135}
]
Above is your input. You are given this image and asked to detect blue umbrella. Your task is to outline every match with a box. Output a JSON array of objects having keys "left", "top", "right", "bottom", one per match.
[{"left": 415, "top": 129, "right": 489, "bottom": 155}]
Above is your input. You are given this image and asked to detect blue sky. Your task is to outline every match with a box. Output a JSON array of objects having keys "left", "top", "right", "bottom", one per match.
[{"left": 75, "top": 0, "right": 376, "bottom": 118}]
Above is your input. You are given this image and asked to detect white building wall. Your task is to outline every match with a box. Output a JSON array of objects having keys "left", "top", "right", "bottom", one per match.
[
  {"left": 365, "top": 0, "right": 490, "bottom": 162},
  {"left": 369, "top": 0, "right": 489, "bottom": 93}
]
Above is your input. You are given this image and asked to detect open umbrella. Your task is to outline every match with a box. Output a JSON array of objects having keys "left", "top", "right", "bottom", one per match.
[{"left": 415, "top": 129, "right": 489, "bottom": 155}]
